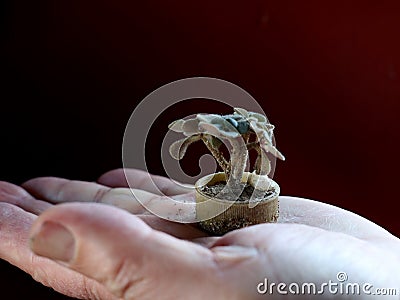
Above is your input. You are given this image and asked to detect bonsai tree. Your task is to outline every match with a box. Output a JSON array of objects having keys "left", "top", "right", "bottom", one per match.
[{"left": 169, "top": 107, "right": 285, "bottom": 198}]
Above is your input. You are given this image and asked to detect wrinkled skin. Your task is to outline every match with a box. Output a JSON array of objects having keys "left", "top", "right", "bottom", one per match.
[{"left": 0, "top": 168, "right": 399, "bottom": 299}]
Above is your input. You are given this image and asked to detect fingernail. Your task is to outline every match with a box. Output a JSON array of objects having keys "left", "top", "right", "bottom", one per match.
[{"left": 30, "top": 221, "right": 75, "bottom": 262}]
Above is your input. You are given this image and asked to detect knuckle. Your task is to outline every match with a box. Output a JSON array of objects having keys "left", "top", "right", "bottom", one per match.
[
  {"left": 93, "top": 187, "right": 112, "bottom": 203},
  {"left": 29, "top": 255, "right": 51, "bottom": 285},
  {"left": 106, "top": 258, "right": 150, "bottom": 299},
  {"left": 81, "top": 276, "right": 106, "bottom": 300}
]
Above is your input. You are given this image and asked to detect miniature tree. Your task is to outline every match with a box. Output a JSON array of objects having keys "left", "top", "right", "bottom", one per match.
[{"left": 169, "top": 107, "right": 285, "bottom": 198}]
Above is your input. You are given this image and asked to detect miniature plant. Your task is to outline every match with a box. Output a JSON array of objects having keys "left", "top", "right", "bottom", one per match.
[{"left": 169, "top": 107, "right": 285, "bottom": 198}]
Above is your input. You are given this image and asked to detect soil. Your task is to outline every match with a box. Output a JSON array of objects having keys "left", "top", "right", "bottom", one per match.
[{"left": 200, "top": 182, "right": 275, "bottom": 202}]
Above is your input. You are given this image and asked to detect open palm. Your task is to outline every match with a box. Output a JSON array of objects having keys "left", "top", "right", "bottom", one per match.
[{"left": 0, "top": 168, "right": 399, "bottom": 299}]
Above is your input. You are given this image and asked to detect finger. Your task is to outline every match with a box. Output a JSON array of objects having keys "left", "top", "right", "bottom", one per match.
[
  {"left": 138, "top": 215, "right": 209, "bottom": 240},
  {"left": 23, "top": 177, "right": 139, "bottom": 208},
  {"left": 98, "top": 168, "right": 193, "bottom": 195},
  {"left": 98, "top": 171, "right": 397, "bottom": 239},
  {"left": 0, "top": 178, "right": 206, "bottom": 240},
  {"left": 0, "top": 181, "right": 51, "bottom": 215},
  {"left": 16, "top": 171, "right": 207, "bottom": 242},
  {"left": 29, "top": 203, "right": 222, "bottom": 299},
  {"left": 24, "top": 176, "right": 394, "bottom": 241},
  {"left": 278, "top": 196, "right": 397, "bottom": 241},
  {"left": 0, "top": 202, "right": 116, "bottom": 300},
  {"left": 22, "top": 177, "right": 196, "bottom": 222},
  {"left": 22, "top": 176, "right": 396, "bottom": 240}
]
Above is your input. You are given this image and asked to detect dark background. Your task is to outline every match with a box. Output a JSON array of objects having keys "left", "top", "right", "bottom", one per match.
[{"left": 1, "top": 0, "right": 399, "bottom": 298}]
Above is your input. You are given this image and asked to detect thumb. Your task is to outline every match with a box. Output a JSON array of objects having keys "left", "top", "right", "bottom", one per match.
[{"left": 29, "top": 203, "right": 219, "bottom": 299}]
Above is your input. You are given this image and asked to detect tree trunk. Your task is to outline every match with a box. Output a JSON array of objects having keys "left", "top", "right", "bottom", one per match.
[{"left": 226, "top": 137, "right": 248, "bottom": 198}]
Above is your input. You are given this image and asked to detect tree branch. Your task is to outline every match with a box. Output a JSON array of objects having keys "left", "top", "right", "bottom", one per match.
[{"left": 200, "top": 135, "right": 229, "bottom": 174}]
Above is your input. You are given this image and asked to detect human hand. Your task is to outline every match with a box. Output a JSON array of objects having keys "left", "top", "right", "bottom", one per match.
[{"left": 0, "top": 169, "right": 399, "bottom": 299}]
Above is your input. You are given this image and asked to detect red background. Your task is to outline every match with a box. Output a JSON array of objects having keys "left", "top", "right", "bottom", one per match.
[{"left": 1, "top": 1, "right": 399, "bottom": 298}]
